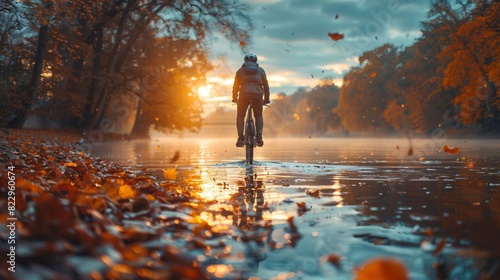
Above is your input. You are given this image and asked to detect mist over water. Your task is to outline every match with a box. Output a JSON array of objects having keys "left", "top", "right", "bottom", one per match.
[{"left": 90, "top": 137, "right": 500, "bottom": 279}]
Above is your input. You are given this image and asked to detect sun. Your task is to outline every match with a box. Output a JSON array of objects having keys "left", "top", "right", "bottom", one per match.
[{"left": 198, "top": 86, "right": 211, "bottom": 97}]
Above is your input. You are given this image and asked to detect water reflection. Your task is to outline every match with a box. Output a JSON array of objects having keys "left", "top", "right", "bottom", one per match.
[{"left": 229, "top": 166, "right": 267, "bottom": 274}]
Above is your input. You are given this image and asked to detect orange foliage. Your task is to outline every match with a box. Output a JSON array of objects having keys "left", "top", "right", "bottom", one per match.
[{"left": 438, "top": 2, "right": 500, "bottom": 125}]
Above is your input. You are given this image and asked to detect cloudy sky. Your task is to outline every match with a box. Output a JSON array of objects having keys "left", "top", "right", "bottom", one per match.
[{"left": 204, "top": 0, "right": 430, "bottom": 104}]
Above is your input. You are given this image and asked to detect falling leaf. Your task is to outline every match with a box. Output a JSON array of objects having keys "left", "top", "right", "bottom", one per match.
[
  {"left": 354, "top": 258, "right": 409, "bottom": 280},
  {"left": 170, "top": 150, "right": 181, "bottom": 163},
  {"left": 443, "top": 145, "right": 459, "bottom": 154},
  {"left": 293, "top": 113, "right": 300, "bottom": 120},
  {"left": 163, "top": 167, "right": 177, "bottom": 180},
  {"left": 328, "top": 32, "right": 344, "bottom": 41},
  {"left": 432, "top": 238, "right": 446, "bottom": 256},
  {"left": 239, "top": 41, "right": 246, "bottom": 47},
  {"left": 370, "top": 71, "right": 377, "bottom": 77}
]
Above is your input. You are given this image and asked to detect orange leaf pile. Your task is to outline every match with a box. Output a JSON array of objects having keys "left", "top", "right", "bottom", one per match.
[{"left": 0, "top": 129, "right": 221, "bottom": 279}]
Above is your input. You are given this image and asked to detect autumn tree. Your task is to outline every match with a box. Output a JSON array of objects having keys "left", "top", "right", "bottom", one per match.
[
  {"left": 431, "top": 0, "right": 500, "bottom": 131},
  {"left": 383, "top": 17, "right": 458, "bottom": 134},
  {"left": 263, "top": 93, "right": 296, "bottom": 137},
  {"left": 130, "top": 37, "right": 211, "bottom": 137},
  {"left": 0, "top": 2, "right": 29, "bottom": 127},
  {"left": 335, "top": 44, "right": 399, "bottom": 134},
  {"left": 306, "top": 82, "right": 341, "bottom": 134}
]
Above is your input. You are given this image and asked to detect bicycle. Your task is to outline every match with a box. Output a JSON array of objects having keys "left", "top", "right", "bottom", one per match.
[{"left": 243, "top": 101, "right": 256, "bottom": 165}]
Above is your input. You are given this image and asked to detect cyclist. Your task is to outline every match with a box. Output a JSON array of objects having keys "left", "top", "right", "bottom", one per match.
[{"left": 232, "top": 53, "right": 270, "bottom": 147}]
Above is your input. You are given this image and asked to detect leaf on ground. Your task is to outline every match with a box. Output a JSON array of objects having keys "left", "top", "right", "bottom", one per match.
[
  {"left": 163, "top": 168, "right": 177, "bottom": 180},
  {"left": 323, "top": 254, "right": 343, "bottom": 270},
  {"left": 305, "top": 189, "right": 320, "bottom": 198},
  {"left": 118, "top": 184, "right": 135, "bottom": 199}
]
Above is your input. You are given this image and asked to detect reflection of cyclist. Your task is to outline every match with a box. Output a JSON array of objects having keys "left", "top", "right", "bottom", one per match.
[
  {"left": 232, "top": 167, "right": 265, "bottom": 228},
  {"left": 230, "top": 167, "right": 267, "bottom": 274},
  {"left": 232, "top": 53, "right": 270, "bottom": 147}
]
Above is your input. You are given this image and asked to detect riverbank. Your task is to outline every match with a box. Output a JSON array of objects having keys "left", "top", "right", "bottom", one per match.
[{"left": 0, "top": 128, "right": 211, "bottom": 279}]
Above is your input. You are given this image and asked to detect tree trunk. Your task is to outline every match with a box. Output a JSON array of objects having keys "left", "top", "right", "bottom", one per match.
[
  {"left": 84, "top": 1, "right": 137, "bottom": 130},
  {"left": 10, "top": 24, "right": 48, "bottom": 128},
  {"left": 130, "top": 97, "right": 149, "bottom": 138},
  {"left": 82, "top": 26, "right": 103, "bottom": 128}
]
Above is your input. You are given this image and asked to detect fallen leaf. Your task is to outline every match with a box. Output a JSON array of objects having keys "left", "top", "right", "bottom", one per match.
[
  {"left": 163, "top": 167, "right": 177, "bottom": 180},
  {"left": 324, "top": 254, "right": 342, "bottom": 270},
  {"left": 443, "top": 145, "right": 459, "bottom": 154},
  {"left": 118, "top": 184, "right": 135, "bottom": 199},
  {"left": 354, "top": 258, "right": 408, "bottom": 280},
  {"left": 305, "top": 189, "right": 320, "bottom": 198},
  {"left": 287, "top": 216, "right": 298, "bottom": 232}
]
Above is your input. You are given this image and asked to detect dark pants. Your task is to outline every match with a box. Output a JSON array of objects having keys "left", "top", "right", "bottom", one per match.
[{"left": 236, "top": 93, "right": 264, "bottom": 139}]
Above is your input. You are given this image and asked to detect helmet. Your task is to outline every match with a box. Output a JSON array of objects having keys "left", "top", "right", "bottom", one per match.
[{"left": 244, "top": 53, "right": 258, "bottom": 62}]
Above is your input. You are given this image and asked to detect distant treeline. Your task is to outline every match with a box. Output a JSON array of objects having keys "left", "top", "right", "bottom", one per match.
[{"left": 261, "top": 1, "right": 499, "bottom": 137}]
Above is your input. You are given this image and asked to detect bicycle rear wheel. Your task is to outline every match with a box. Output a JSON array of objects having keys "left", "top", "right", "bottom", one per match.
[{"left": 245, "top": 121, "right": 255, "bottom": 165}]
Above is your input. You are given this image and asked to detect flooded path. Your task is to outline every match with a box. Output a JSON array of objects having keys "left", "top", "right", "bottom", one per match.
[{"left": 89, "top": 137, "right": 500, "bottom": 279}]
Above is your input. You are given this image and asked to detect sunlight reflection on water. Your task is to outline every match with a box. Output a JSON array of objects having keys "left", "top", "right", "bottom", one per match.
[{"left": 91, "top": 137, "right": 500, "bottom": 279}]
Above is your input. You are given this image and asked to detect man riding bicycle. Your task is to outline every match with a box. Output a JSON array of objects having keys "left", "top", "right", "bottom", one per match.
[{"left": 232, "top": 53, "right": 270, "bottom": 147}]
